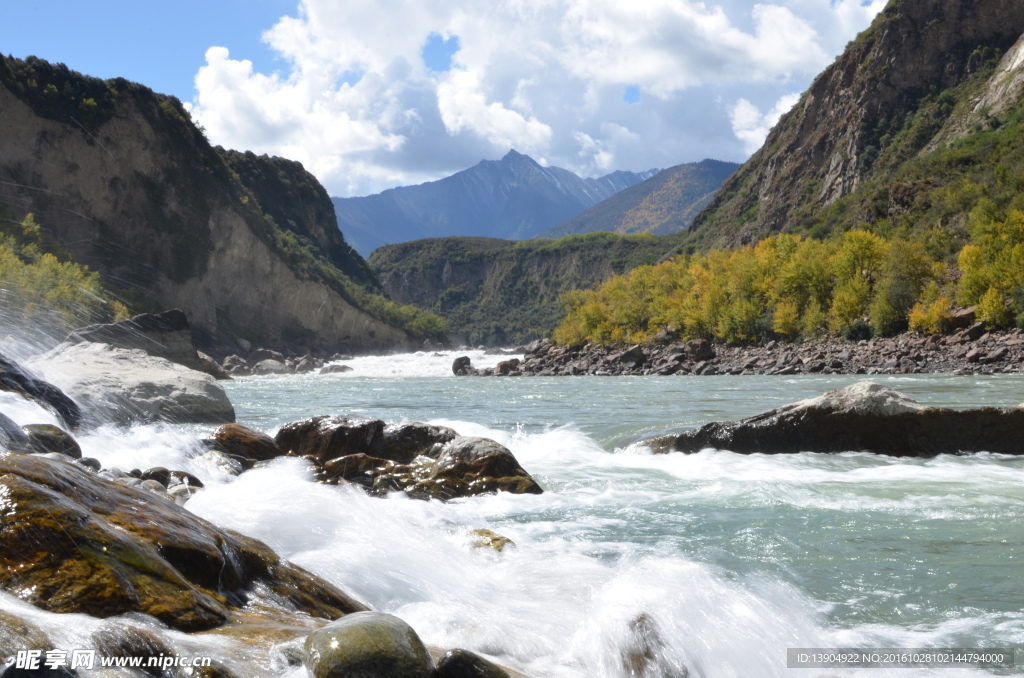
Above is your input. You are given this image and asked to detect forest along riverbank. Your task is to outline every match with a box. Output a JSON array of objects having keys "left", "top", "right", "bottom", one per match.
[{"left": 457, "top": 324, "right": 1024, "bottom": 378}]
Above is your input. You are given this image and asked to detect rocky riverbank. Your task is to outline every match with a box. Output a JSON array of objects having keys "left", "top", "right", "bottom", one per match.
[
  {"left": 455, "top": 323, "right": 1024, "bottom": 377},
  {"left": 0, "top": 346, "right": 537, "bottom": 677}
]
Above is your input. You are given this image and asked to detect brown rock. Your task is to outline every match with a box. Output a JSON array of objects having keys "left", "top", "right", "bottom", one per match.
[
  {"left": 323, "top": 453, "right": 387, "bottom": 482},
  {"left": 210, "top": 423, "right": 283, "bottom": 461},
  {"left": 495, "top": 358, "right": 521, "bottom": 375},
  {"left": 686, "top": 338, "right": 715, "bottom": 361},
  {"left": 275, "top": 415, "right": 384, "bottom": 463},
  {"left": 453, "top": 356, "right": 473, "bottom": 376},
  {"left": 367, "top": 422, "right": 459, "bottom": 462}
]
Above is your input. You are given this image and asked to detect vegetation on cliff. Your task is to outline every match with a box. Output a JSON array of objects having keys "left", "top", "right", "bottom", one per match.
[
  {"left": 0, "top": 55, "right": 445, "bottom": 346},
  {"left": 554, "top": 204, "right": 1024, "bottom": 346},
  {"left": 554, "top": 1, "right": 1024, "bottom": 348},
  {"left": 0, "top": 210, "right": 129, "bottom": 334},
  {"left": 369, "top": 233, "right": 682, "bottom": 345},
  {"left": 690, "top": 0, "right": 1024, "bottom": 249}
]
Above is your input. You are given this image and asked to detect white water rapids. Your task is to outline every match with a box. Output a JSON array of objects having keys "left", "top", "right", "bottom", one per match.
[{"left": 2, "top": 349, "right": 1022, "bottom": 677}]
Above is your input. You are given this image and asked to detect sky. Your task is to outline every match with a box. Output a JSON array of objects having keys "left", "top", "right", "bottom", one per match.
[{"left": 1, "top": 0, "right": 886, "bottom": 197}]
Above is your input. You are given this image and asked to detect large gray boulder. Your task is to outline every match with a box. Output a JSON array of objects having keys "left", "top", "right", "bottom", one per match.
[
  {"left": 26, "top": 342, "right": 235, "bottom": 426},
  {"left": 304, "top": 611, "right": 435, "bottom": 678},
  {"left": 67, "top": 309, "right": 206, "bottom": 372},
  {"left": 647, "top": 381, "right": 1024, "bottom": 457}
]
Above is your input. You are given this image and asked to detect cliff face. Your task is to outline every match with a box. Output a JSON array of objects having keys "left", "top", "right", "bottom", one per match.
[
  {"left": 692, "top": 0, "right": 1024, "bottom": 247},
  {"left": 0, "top": 57, "right": 409, "bottom": 351},
  {"left": 220, "top": 149, "right": 382, "bottom": 293},
  {"left": 537, "top": 159, "right": 738, "bottom": 239},
  {"left": 369, "top": 234, "right": 681, "bottom": 345}
]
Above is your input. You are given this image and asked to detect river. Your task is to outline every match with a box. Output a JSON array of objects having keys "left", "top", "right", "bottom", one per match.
[{"left": 2, "top": 349, "right": 1022, "bottom": 677}]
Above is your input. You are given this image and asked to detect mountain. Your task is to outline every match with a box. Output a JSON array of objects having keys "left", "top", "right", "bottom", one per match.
[
  {"left": 332, "top": 150, "right": 659, "bottom": 256},
  {"left": 691, "top": 0, "right": 1024, "bottom": 250},
  {"left": 536, "top": 159, "right": 738, "bottom": 238},
  {"left": 0, "top": 55, "right": 441, "bottom": 352},
  {"left": 368, "top": 232, "right": 683, "bottom": 346}
]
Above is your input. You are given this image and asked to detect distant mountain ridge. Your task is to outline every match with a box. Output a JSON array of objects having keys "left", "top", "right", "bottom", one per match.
[
  {"left": 537, "top": 159, "right": 739, "bottom": 238},
  {"left": 332, "top": 150, "right": 659, "bottom": 255}
]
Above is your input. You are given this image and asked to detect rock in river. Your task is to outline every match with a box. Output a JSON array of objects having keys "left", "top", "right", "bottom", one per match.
[
  {"left": 0, "top": 454, "right": 366, "bottom": 631},
  {"left": 304, "top": 611, "right": 435, "bottom": 678},
  {"left": 646, "top": 381, "right": 1024, "bottom": 457},
  {"left": 0, "top": 351, "right": 81, "bottom": 429},
  {"left": 26, "top": 342, "right": 235, "bottom": 426}
]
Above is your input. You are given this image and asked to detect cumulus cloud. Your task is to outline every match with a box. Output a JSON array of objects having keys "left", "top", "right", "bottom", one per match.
[
  {"left": 730, "top": 92, "right": 803, "bottom": 154},
  {"left": 189, "top": 0, "right": 885, "bottom": 196}
]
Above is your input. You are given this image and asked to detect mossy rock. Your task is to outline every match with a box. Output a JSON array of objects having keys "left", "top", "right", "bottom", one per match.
[
  {"left": 304, "top": 611, "right": 434, "bottom": 678},
  {"left": 0, "top": 455, "right": 366, "bottom": 631},
  {"left": 23, "top": 424, "right": 82, "bottom": 458},
  {"left": 436, "top": 648, "right": 511, "bottom": 678}
]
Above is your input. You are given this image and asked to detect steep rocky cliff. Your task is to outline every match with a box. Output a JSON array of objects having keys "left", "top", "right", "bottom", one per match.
[
  {"left": 537, "top": 159, "right": 738, "bottom": 238},
  {"left": 692, "top": 0, "right": 1024, "bottom": 248},
  {"left": 0, "top": 56, "right": 418, "bottom": 351},
  {"left": 369, "top": 233, "right": 682, "bottom": 345}
]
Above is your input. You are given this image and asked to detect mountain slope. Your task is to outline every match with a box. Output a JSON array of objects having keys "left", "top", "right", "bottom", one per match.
[
  {"left": 537, "top": 159, "right": 738, "bottom": 238},
  {"left": 0, "top": 55, "right": 438, "bottom": 351},
  {"left": 332, "top": 150, "right": 658, "bottom": 255},
  {"left": 691, "top": 0, "right": 1024, "bottom": 249},
  {"left": 369, "top": 232, "right": 682, "bottom": 345}
]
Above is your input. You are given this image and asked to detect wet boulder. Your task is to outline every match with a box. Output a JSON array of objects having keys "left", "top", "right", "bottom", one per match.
[
  {"left": 436, "top": 648, "right": 511, "bottom": 678},
  {"left": 67, "top": 309, "right": 206, "bottom": 373},
  {"left": 495, "top": 359, "right": 521, "bottom": 375},
  {"left": 0, "top": 412, "right": 31, "bottom": 453},
  {"left": 0, "top": 352, "right": 81, "bottom": 429},
  {"left": 209, "top": 423, "right": 283, "bottom": 462},
  {"left": 324, "top": 452, "right": 387, "bottom": 485},
  {"left": 320, "top": 364, "right": 353, "bottom": 374},
  {"left": 646, "top": 381, "right": 1024, "bottom": 457},
  {"left": 0, "top": 609, "right": 50, "bottom": 661},
  {"left": 22, "top": 424, "right": 81, "bottom": 458},
  {"left": 0, "top": 454, "right": 366, "bottom": 632},
  {"left": 304, "top": 611, "right": 435, "bottom": 678},
  {"left": 374, "top": 436, "right": 543, "bottom": 500},
  {"left": 276, "top": 415, "right": 384, "bottom": 463},
  {"left": 367, "top": 422, "right": 458, "bottom": 462},
  {"left": 452, "top": 356, "right": 473, "bottom": 376},
  {"left": 253, "top": 359, "right": 290, "bottom": 375},
  {"left": 26, "top": 342, "right": 234, "bottom": 427},
  {"left": 432, "top": 437, "right": 543, "bottom": 495}
]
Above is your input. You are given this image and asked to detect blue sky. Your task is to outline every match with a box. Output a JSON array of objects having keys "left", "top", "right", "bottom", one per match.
[
  {"left": 1, "top": 0, "right": 886, "bottom": 197},
  {"left": 0, "top": 0, "right": 290, "bottom": 101}
]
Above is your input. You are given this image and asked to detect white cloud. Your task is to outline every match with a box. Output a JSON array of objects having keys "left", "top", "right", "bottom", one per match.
[
  {"left": 189, "top": 0, "right": 885, "bottom": 196},
  {"left": 730, "top": 92, "right": 802, "bottom": 154}
]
